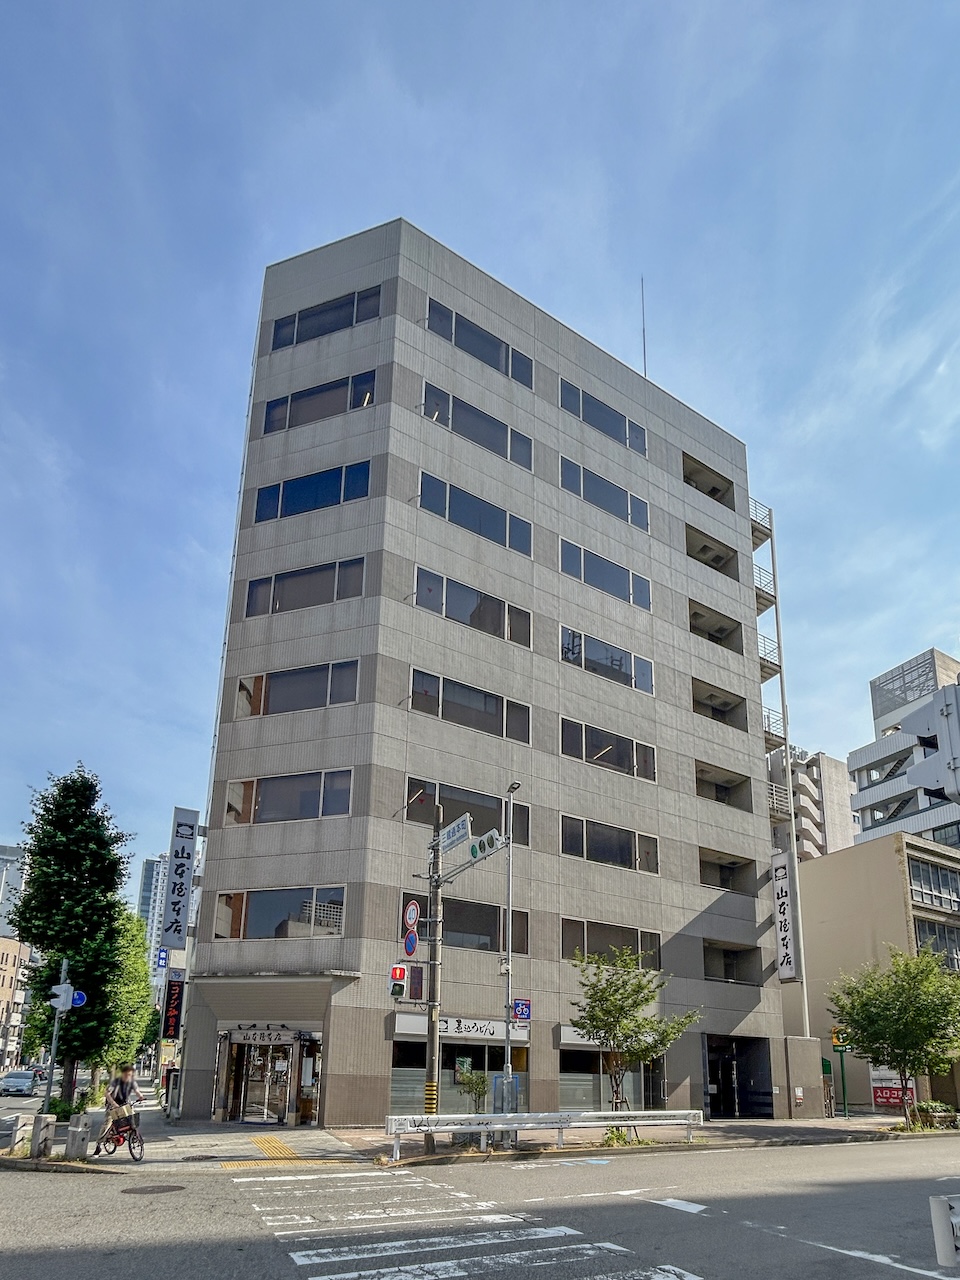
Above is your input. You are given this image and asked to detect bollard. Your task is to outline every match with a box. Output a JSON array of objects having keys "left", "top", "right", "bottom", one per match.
[
  {"left": 931, "top": 1196, "right": 960, "bottom": 1265},
  {"left": 5, "top": 1113, "right": 33, "bottom": 1154},
  {"left": 65, "top": 1113, "right": 91, "bottom": 1160},
  {"left": 30, "top": 1113, "right": 56, "bottom": 1159}
]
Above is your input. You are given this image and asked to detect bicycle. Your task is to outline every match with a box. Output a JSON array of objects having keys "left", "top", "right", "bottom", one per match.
[{"left": 99, "top": 1105, "right": 144, "bottom": 1162}]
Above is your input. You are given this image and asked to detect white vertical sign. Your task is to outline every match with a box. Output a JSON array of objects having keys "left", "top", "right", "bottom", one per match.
[
  {"left": 771, "top": 851, "right": 798, "bottom": 982},
  {"left": 161, "top": 807, "right": 200, "bottom": 946}
]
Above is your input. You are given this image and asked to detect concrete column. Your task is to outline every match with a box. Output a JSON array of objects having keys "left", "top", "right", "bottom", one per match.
[
  {"left": 177, "top": 984, "right": 220, "bottom": 1121},
  {"left": 321, "top": 1004, "right": 391, "bottom": 1126},
  {"left": 30, "top": 1113, "right": 56, "bottom": 1158}
]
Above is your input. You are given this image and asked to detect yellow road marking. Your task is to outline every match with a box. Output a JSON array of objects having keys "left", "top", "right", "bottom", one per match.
[{"left": 250, "top": 1134, "right": 301, "bottom": 1160}]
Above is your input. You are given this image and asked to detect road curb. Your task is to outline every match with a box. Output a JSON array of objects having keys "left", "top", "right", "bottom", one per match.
[{"left": 0, "top": 1156, "right": 125, "bottom": 1175}]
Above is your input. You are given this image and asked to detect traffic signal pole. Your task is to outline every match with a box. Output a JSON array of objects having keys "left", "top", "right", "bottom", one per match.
[
  {"left": 43, "top": 959, "right": 68, "bottom": 1113},
  {"left": 424, "top": 804, "right": 443, "bottom": 1155}
]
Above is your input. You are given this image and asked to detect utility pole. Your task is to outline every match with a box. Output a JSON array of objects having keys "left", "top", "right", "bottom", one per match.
[
  {"left": 502, "top": 781, "right": 521, "bottom": 1120},
  {"left": 43, "top": 959, "right": 69, "bottom": 1113},
  {"left": 423, "top": 803, "right": 443, "bottom": 1155}
]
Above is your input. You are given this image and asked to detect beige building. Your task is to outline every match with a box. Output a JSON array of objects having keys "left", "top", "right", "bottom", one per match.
[
  {"left": 769, "top": 748, "right": 858, "bottom": 861},
  {"left": 0, "top": 939, "right": 30, "bottom": 1069},
  {"left": 783, "top": 832, "right": 960, "bottom": 1110}
]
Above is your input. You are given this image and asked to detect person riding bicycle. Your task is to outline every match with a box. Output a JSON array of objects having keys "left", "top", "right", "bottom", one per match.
[{"left": 93, "top": 1065, "right": 144, "bottom": 1156}]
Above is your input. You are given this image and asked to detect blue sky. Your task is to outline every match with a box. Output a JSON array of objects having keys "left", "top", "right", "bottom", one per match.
[{"left": 2, "top": 4, "right": 959, "bottom": 886}]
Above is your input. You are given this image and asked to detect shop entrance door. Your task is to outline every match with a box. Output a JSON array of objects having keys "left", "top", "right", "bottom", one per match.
[{"left": 242, "top": 1043, "right": 291, "bottom": 1123}]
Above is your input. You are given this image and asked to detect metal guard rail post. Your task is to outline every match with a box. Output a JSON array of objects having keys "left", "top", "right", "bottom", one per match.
[{"left": 385, "top": 1109, "right": 704, "bottom": 1162}]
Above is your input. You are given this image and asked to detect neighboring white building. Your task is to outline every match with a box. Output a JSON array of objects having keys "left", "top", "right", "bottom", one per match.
[
  {"left": 769, "top": 748, "right": 858, "bottom": 861},
  {"left": 135, "top": 854, "right": 169, "bottom": 992},
  {"left": 0, "top": 846, "right": 22, "bottom": 939},
  {"left": 849, "top": 648, "right": 960, "bottom": 848}
]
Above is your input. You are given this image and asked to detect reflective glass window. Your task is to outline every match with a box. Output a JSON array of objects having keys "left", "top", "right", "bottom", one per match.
[
  {"left": 355, "top": 286, "right": 381, "bottom": 323},
  {"left": 448, "top": 486, "right": 507, "bottom": 545},
  {"left": 289, "top": 379, "right": 349, "bottom": 428},
  {"left": 510, "top": 349, "right": 533, "bottom": 388},
  {"left": 584, "top": 550, "right": 630, "bottom": 601},
  {"left": 445, "top": 580, "right": 504, "bottom": 636},
  {"left": 636, "top": 743, "right": 657, "bottom": 782},
  {"left": 427, "top": 298, "right": 453, "bottom": 341},
  {"left": 451, "top": 397, "right": 508, "bottom": 458},
  {"left": 272, "top": 315, "right": 296, "bottom": 350},
  {"left": 264, "top": 397, "right": 289, "bottom": 434},
  {"left": 255, "top": 773, "right": 323, "bottom": 823},
  {"left": 560, "top": 627, "right": 582, "bottom": 666},
  {"left": 560, "top": 379, "right": 581, "bottom": 415},
  {"left": 505, "top": 701, "right": 530, "bottom": 743},
  {"left": 329, "top": 661, "right": 359, "bottom": 704},
  {"left": 561, "top": 457, "right": 581, "bottom": 494},
  {"left": 420, "top": 473, "right": 447, "bottom": 517},
  {"left": 350, "top": 369, "right": 376, "bottom": 410},
  {"left": 581, "top": 391, "right": 627, "bottom": 445},
  {"left": 585, "top": 725, "right": 634, "bottom": 774},
  {"left": 412, "top": 670, "right": 441, "bottom": 716},
  {"left": 320, "top": 770, "right": 352, "bottom": 816},
  {"left": 634, "top": 657, "right": 654, "bottom": 695},
  {"left": 509, "top": 430, "right": 532, "bottom": 470},
  {"left": 273, "top": 563, "right": 336, "bottom": 612},
  {"left": 584, "top": 635, "right": 632, "bottom": 686},
  {"left": 264, "top": 665, "right": 330, "bottom": 714},
  {"left": 587, "top": 921, "right": 638, "bottom": 959},
  {"left": 442, "top": 678, "right": 503, "bottom": 736},
  {"left": 628, "top": 421, "right": 647, "bottom": 455},
  {"left": 630, "top": 494, "right": 649, "bottom": 531},
  {"left": 336, "top": 558, "right": 364, "bottom": 599},
  {"left": 296, "top": 294, "right": 354, "bottom": 343},
  {"left": 415, "top": 567, "right": 443, "bottom": 613},
  {"left": 508, "top": 515, "right": 532, "bottom": 556},
  {"left": 281, "top": 467, "right": 342, "bottom": 517},
  {"left": 585, "top": 820, "right": 635, "bottom": 870},
  {"left": 561, "top": 719, "right": 584, "bottom": 758},
  {"left": 424, "top": 382, "right": 450, "bottom": 427},
  {"left": 255, "top": 484, "right": 281, "bottom": 523},
  {"left": 632, "top": 574, "right": 652, "bottom": 610},
  {"left": 638, "top": 837, "right": 659, "bottom": 875},
  {"left": 560, "top": 539, "right": 581, "bottom": 578},
  {"left": 561, "top": 918, "right": 585, "bottom": 959},
  {"left": 244, "top": 888, "right": 317, "bottom": 939},
  {"left": 454, "top": 314, "right": 509, "bottom": 375},
  {"left": 561, "top": 815, "right": 585, "bottom": 858},
  {"left": 507, "top": 605, "right": 531, "bottom": 647},
  {"left": 246, "top": 578, "right": 273, "bottom": 617},
  {"left": 582, "top": 468, "right": 629, "bottom": 521},
  {"left": 343, "top": 461, "right": 370, "bottom": 502}
]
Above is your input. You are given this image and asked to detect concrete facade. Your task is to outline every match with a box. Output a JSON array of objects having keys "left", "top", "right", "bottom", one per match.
[
  {"left": 849, "top": 649, "right": 960, "bottom": 847},
  {"left": 769, "top": 748, "right": 858, "bottom": 860},
  {"left": 782, "top": 832, "right": 960, "bottom": 1111},
  {"left": 180, "top": 220, "right": 811, "bottom": 1127},
  {"left": 0, "top": 938, "right": 29, "bottom": 1069}
]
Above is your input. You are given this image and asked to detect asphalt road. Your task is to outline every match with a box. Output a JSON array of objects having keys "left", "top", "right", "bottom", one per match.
[{"left": 2, "top": 1136, "right": 960, "bottom": 1279}]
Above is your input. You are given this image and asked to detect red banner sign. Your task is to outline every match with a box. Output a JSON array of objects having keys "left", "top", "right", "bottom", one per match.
[
  {"left": 873, "top": 1085, "right": 914, "bottom": 1107},
  {"left": 162, "top": 978, "right": 185, "bottom": 1040}
]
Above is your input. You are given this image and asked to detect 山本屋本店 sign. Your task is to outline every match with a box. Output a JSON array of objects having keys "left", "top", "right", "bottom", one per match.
[
  {"left": 161, "top": 807, "right": 201, "bottom": 945},
  {"left": 771, "top": 851, "right": 798, "bottom": 982},
  {"left": 228, "top": 1028, "right": 298, "bottom": 1046}
]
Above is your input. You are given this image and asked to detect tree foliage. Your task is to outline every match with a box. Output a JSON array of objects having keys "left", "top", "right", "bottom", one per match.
[
  {"left": 10, "top": 765, "right": 133, "bottom": 1091},
  {"left": 102, "top": 911, "right": 154, "bottom": 1065},
  {"left": 569, "top": 945, "right": 700, "bottom": 1110},
  {"left": 830, "top": 946, "right": 960, "bottom": 1126}
]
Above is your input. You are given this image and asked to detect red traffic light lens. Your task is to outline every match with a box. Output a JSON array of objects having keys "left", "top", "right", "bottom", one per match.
[{"left": 390, "top": 965, "right": 407, "bottom": 981}]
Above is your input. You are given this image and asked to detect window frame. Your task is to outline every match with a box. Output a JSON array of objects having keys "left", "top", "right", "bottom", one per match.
[
  {"left": 271, "top": 285, "right": 381, "bottom": 352},
  {"left": 213, "top": 885, "right": 346, "bottom": 940},
  {"left": 419, "top": 471, "right": 533, "bottom": 558},
  {"left": 427, "top": 297, "right": 534, "bottom": 391},
  {"left": 559, "top": 377, "right": 648, "bottom": 457},
  {"left": 559, "top": 456, "right": 648, "bottom": 532},
  {"left": 560, "top": 718, "right": 657, "bottom": 782},
  {"left": 244, "top": 557, "right": 365, "bottom": 618},
  {"left": 410, "top": 669, "right": 531, "bottom": 744},
  {"left": 559, "top": 538, "right": 652, "bottom": 611},
  {"left": 224, "top": 769, "right": 353, "bottom": 825},
  {"left": 262, "top": 370, "right": 376, "bottom": 436},
  {"left": 560, "top": 625, "right": 654, "bottom": 696}
]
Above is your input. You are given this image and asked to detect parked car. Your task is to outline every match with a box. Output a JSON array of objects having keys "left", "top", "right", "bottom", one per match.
[{"left": 0, "top": 1071, "right": 38, "bottom": 1097}]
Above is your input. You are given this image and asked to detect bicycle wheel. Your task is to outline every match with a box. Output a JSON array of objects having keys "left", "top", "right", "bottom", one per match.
[
  {"left": 102, "top": 1138, "right": 117, "bottom": 1156},
  {"left": 128, "top": 1130, "right": 144, "bottom": 1162}
]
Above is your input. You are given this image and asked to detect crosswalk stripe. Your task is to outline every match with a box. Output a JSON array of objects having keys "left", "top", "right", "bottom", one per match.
[
  {"left": 279, "top": 1214, "right": 523, "bottom": 1240},
  {"left": 590, "top": 1270, "right": 704, "bottom": 1280},
  {"left": 273, "top": 1206, "right": 522, "bottom": 1233},
  {"left": 303, "top": 1241, "right": 632, "bottom": 1280},
  {"left": 653, "top": 1199, "right": 708, "bottom": 1214},
  {"left": 290, "top": 1225, "right": 580, "bottom": 1266},
  {"left": 233, "top": 1170, "right": 406, "bottom": 1183}
]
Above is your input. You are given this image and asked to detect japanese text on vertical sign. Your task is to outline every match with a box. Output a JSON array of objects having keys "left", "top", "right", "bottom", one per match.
[
  {"left": 162, "top": 979, "right": 185, "bottom": 1040},
  {"left": 161, "top": 806, "right": 201, "bottom": 942},
  {"left": 771, "top": 851, "right": 798, "bottom": 982}
]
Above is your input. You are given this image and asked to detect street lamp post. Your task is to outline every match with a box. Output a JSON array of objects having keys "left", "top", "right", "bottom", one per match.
[{"left": 502, "top": 781, "right": 521, "bottom": 1127}]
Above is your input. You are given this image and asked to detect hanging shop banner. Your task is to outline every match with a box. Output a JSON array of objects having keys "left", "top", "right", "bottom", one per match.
[
  {"left": 771, "top": 851, "right": 799, "bottom": 982},
  {"left": 394, "top": 1011, "right": 530, "bottom": 1043},
  {"left": 161, "top": 806, "right": 201, "bottom": 945},
  {"left": 162, "top": 975, "right": 185, "bottom": 1041}
]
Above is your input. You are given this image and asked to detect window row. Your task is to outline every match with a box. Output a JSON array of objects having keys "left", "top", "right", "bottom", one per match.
[
  {"left": 255, "top": 461, "right": 370, "bottom": 523},
  {"left": 411, "top": 670, "right": 530, "bottom": 744},
  {"left": 272, "top": 286, "right": 380, "bottom": 350},
  {"left": 560, "top": 378, "right": 647, "bottom": 455},
  {"left": 236, "top": 660, "right": 359, "bottom": 718},
  {"left": 909, "top": 857, "right": 960, "bottom": 913},
  {"left": 403, "top": 893, "right": 528, "bottom": 954},
  {"left": 246, "top": 557, "right": 364, "bottom": 617},
  {"left": 225, "top": 769, "right": 352, "bottom": 825},
  {"left": 560, "top": 626, "right": 654, "bottom": 695},
  {"left": 415, "top": 567, "right": 531, "bottom": 647},
  {"left": 560, "top": 539, "right": 651, "bottom": 610},
  {"left": 214, "top": 886, "right": 345, "bottom": 939},
  {"left": 560, "top": 457, "right": 648, "bottom": 532},
  {"left": 427, "top": 298, "right": 533, "bottom": 389},
  {"left": 561, "top": 918, "right": 661, "bottom": 967},
  {"left": 917, "top": 918, "right": 960, "bottom": 971},
  {"left": 419, "top": 472, "right": 532, "bottom": 556},
  {"left": 932, "top": 821, "right": 960, "bottom": 850},
  {"left": 561, "top": 816, "right": 658, "bottom": 874},
  {"left": 264, "top": 370, "right": 375, "bottom": 435},
  {"left": 424, "top": 383, "right": 532, "bottom": 470},
  {"left": 561, "top": 718, "right": 656, "bottom": 781},
  {"left": 405, "top": 778, "right": 530, "bottom": 847}
]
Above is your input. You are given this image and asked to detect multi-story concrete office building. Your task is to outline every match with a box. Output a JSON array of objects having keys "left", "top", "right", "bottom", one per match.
[
  {"left": 849, "top": 649, "right": 960, "bottom": 847},
  {"left": 0, "top": 847, "right": 21, "bottom": 939},
  {"left": 769, "top": 748, "right": 858, "bottom": 861},
  {"left": 0, "top": 938, "right": 30, "bottom": 1069},
  {"left": 136, "top": 855, "right": 169, "bottom": 992},
  {"left": 179, "top": 220, "right": 817, "bottom": 1127}
]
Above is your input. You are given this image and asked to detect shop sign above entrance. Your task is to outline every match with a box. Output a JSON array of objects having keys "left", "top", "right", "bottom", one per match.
[
  {"left": 229, "top": 1027, "right": 297, "bottom": 1045},
  {"left": 395, "top": 1011, "right": 530, "bottom": 1043}
]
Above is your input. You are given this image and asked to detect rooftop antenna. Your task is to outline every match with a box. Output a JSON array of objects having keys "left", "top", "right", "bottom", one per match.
[{"left": 641, "top": 276, "right": 648, "bottom": 379}]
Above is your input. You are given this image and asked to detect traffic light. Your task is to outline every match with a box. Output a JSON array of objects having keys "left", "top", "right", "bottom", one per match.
[
  {"left": 49, "top": 982, "right": 74, "bottom": 1013},
  {"left": 389, "top": 965, "right": 408, "bottom": 1000},
  {"left": 469, "top": 829, "right": 502, "bottom": 863}
]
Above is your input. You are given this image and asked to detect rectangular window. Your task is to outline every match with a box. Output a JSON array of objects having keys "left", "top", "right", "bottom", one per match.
[
  {"left": 424, "top": 382, "right": 450, "bottom": 427},
  {"left": 560, "top": 457, "right": 647, "bottom": 531},
  {"left": 640, "top": 930, "right": 661, "bottom": 970},
  {"left": 455, "top": 313, "right": 509, "bottom": 375},
  {"left": 420, "top": 473, "right": 532, "bottom": 556},
  {"left": 445, "top": 898, "right": 501, "bottom": 951},
  {"left": 255, "top": 484, "right": 281, "bottom": 522},
  {"left": 252, "top": 771, "right": 352, "bottom": 823},
  {"left": 427, "top": 298, "right": 453, "bottom": 341},
  {"left": 405, "top": 778, "right": 529, "bottom": 847},
  {"left": 244, "top": 557, "right": 364, "bottom": 618},
  {"left": 271, "top": 287, "right": 381, "bottom": 352},
  {"left": 628, "top": 421, "right": 647, "bottom": 456},
  {"left": 264, "top": 371, "right": 375, "bottom": 435},
  {"left": 562, "top": 719, "right": 656, "bottom": 782},
  {"left": 638, "top": 834, "right": 659, "bottom": 875},
  {"left": 560, "top": 539, "right": 651, "bottom": 610},
  {"left": 585, "top": 819, "right": 635, "bottom": 869},
  {"left": 560, "top": 379, "right": 581, "bottom": 415},
  {"left": 909, "top": 858, "right": 960, "bottom": 912},
  {"left": 412, "top": 671, "right": 530, "bottom": 743},
  {"left": 561, "top": 918, "right": 639, "bottom": 961},
  {"left": 414, "top": 567, "right": 531, "bottom": 647},
  {"left": 451, "top": 396, "right": 509, "bottom": 458},
  {"left": 561, "top": 918, "right": 585, "bottom": 959},
  {"left": 583, "top": 634, "right": 633, "bottom": 686},
  {"left": 255, "top": 461, "right": 370, "bottom": 523},
  {"left": 510, "top": 349, "right": 533, "bottom": 389},
  {"left": 411, "top": 670, "right": 441, "bottom": 716},
  {"left": 560, "top": 378, "right": 648, "bottom": 456},
  {"left": 260, "top": 661, "right": 358, "bottom": 714},
  {"left": 215, "top": 887, "right": 345, "bottom": 940}
]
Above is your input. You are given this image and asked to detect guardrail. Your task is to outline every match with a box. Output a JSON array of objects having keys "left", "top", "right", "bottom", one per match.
[
  {"left": 768, "top": 780, "right": 791, "bottom": 816},
  {"left": 757, "top": 633, "right": 781, "bottom": 666},
  {"left": 385, "top": 1109, "right": 704, "bottom": 1160},
  {"left": 754, "top": 563, "right": 776, "bottom": 595},
  {"left": 749, "top": 498, "right": 772, "bottom": 530},
  {"left": 762, "top": 706, "right": 785, "bottom": 738}
]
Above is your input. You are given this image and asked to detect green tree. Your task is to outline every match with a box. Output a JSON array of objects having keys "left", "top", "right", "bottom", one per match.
[
  {"left": 456, "top": 1067, "right": 489, "bottom": 1113},
  {"left": 102, "top": 911, "right": 154, "bottom": 1066},
  {"left": 830, "top": 946, "right": 960, "bottom": 1127},
  {"left": 570, "top": 945, "right": 700, "bottom": 1111},
  {"left": 138, "top": 1006, "right": 162, "bottom": 1057},
  {"left": 10, "top": 765, "right": 131, "bottom": 1100}
]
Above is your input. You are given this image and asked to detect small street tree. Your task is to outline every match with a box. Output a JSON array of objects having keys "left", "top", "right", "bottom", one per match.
[
  {"left": 830, "top": 946, "right": 960, "bottom": 1128},
  {"left": 570, "top": 945, "right": 700, "bottom": 1111},
  {"left": 10, "top": 765, "right": 131, "bottom": 1100},
  {"left": 101, "top": 910, "right": 154, "bottom": 1068}
]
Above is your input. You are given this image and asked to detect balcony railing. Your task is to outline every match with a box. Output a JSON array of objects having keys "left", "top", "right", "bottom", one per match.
[
  {"left": 762, "top": 706, "right": 785, "bottom": 738},
  {"left": 754, "top": 563, "right": 776, "bottom": 595},
  {"left": 757, "top": 633, "right": 781, "bottom": 666},
  {"left": 750, "top": 498, "right": 772, "bottom": 530},
  {"left": 767, "top": 780, "right": 791, "bottom": 817}
]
